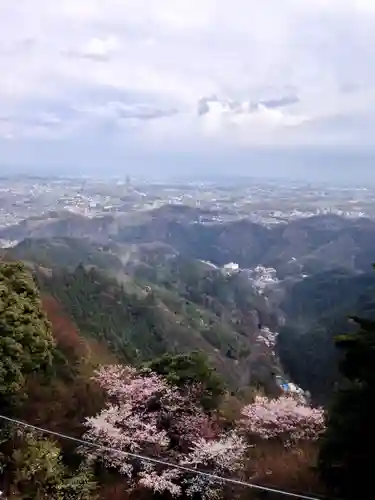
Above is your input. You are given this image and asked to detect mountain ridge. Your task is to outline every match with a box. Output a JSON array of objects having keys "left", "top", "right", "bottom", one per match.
[{"left": 2, "top": 207, "right": 374, "bottom": 276}]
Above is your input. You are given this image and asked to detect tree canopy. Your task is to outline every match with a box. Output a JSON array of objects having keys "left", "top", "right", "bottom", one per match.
[
  {"left": 83, "top": 364, "right": 246, "bottom": 499},
  {"left": 318, "top": 315, "right": 375, "bottom": 499},
  {"left": 145, "top": 351, "right": 226, "bottom": 411},
  {"left": 7, "top": 431, "right": 96, "bottom": 500},
  {"left": 0, "top": 261, "right": 55, "bottom": 400}
]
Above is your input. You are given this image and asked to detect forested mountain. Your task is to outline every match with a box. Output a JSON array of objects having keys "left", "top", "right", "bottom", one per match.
[
  {"left": 33, "top": 261, "right": 281, "bottom": 393},
  {"left": 6, "top": 236, "right": 124, "bottom": 273},
  {"left": 3, "top": 206, "right": 375, "bottom": 275},
  {"left": 277, "top": 268, "right": 375, "bottom": 402},
  {"left": 4, "top": 233, "right": 281, "bottom": 395}
]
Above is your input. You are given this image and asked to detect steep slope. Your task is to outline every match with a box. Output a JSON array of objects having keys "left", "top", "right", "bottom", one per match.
[
  {"left": 20, "top": 294, "right": 112, "bottom": 439},
  {"left": 6, "top": 237, "right": 124, "bottom": 273},
  {"left": 268, "top": 215, "right": 375, "bottom": 276},
  {"left": 0, "top": 261, "right": 102, "bottom": 498},
  {"left": 277, "top": 268, "right": 375, "bottom": 402},
  {"left": 33, "top": 262, "right": 281, "bottom": 393}
]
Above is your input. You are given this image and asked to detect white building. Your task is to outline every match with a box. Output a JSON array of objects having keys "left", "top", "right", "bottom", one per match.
[{"left": 222, "top": 262, "right": 240, "bottom": 274}]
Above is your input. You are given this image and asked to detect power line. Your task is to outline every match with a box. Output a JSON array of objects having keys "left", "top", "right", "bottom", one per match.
[{"left": 0, "top": 414, "right": 328, "bottom": 500}]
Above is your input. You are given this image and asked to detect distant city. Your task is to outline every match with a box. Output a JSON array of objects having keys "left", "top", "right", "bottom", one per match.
[{"left": 0, "top": 175, "right": 373, "bottom": 248}]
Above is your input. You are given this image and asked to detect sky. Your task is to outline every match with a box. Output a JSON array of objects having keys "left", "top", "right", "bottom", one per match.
[{"left": 1, "top": 0, "right": 375, "bottom": 180}]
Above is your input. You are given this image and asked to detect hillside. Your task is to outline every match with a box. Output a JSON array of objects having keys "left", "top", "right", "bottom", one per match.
[
  {"left": 3, "top": 230, "right": 286, "bottom": 395},
  {"left": 34, "top": 262, "right": 281, "bottom": 393},
  {"left": 3, "top": 206, "right": 375, "bottom": 275},
  {"left": 5, "top": 236, "right": 124, "bottom": 273},
  {"left": 277, "top": 268, "right": 375, "bottom": 402}
]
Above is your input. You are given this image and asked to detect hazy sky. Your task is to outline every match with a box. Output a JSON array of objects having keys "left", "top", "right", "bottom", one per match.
[{"left": 1, "top": 0, "right": 375, "bottom": 180}]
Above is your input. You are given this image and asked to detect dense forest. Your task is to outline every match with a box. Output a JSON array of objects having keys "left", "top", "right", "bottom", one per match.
[
  {"left": 33, "top": 261, "right": 281, "bottom": 392},
  {"left": 277, "top": 268, "right": 375, "bottom": 402},
  {"left": 0, "top": 258, "right": 374, "bottom": 499}
]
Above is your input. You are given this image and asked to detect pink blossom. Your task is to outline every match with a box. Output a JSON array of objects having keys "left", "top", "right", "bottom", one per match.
[
  {"left": 240, "top": 395, "right": 325, "bottom": 445},
  {"left": 184, "top": 476, "right": 222, "bottom": 500},
  {"left": 83, "top": 364, "right": 248, "bottom": 497},
  {"left": 182, "top": 432, "right": 247, "bottom": 472},
  {"left": 139, "top": 468, "right": 182, "bottom": 497},
  {"left": 174, "top": 413, "right": 218, "bottom": 443},
  {"left": 181, "top": 431, "right": 247, "bottom": 499},
  {"left": 93, "top": 365, "right": 174, "bottom": 405},
  {"left": 180, "top": 432, "right": 247, "bottom": 499}
]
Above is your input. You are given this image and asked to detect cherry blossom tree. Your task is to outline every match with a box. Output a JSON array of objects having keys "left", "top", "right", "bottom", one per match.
[
  {"left": 181, "top": 432, "right": 247, "bottom": 499},
  {"left": 240, "top": 395, "right": 325, "bottom": 446},
  {"left": 83, "top": 364, "right": 246, "bottom": 498}
]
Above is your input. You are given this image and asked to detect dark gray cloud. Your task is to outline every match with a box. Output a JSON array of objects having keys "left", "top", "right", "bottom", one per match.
[
  {"left": 197, "top": 97, "right": 211, "bottom": 116},
  {"left": 114, "top": 103, "right": 178, "bottom": 120},
  {"left": 64, "top": 50, "right": 111, "bottom": 62},
  {"left": 260, "top": 95, "right": 299, "bottom": 108}
]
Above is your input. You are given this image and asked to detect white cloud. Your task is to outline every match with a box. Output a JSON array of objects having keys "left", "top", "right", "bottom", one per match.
[
  {"left": 1, "top": 0, "right": 375, "bottom": 169},
  {"left": 76, "top": 36, "right": 119, "bottom": 60}
]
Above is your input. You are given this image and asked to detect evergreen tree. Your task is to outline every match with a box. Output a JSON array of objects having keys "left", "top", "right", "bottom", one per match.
[
  {"left": 318, "top": 315, "right": 375, "bottom": 499},
  {"left": 5, "top": 431, "right": 97, "bottom": 499},
  {"left": 0, "top": 261, "right": 55, "bottom": 402},
  {"left": 146, "top": 351, "right": 225, "bottom": 411}
]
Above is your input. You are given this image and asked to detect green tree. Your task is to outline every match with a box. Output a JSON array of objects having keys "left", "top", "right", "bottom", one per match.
[
  {"left": 0, "top": 261, "right": 55, "bottom": 401},
  {"left": 318, "top": 315, "right": 375, "bottom": 499},
  {"left": 6, "top": 431, "right": 96, "bottom": 499},
  {"left": 146, "top": 351, "right": 225, "bottom": 411}
]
